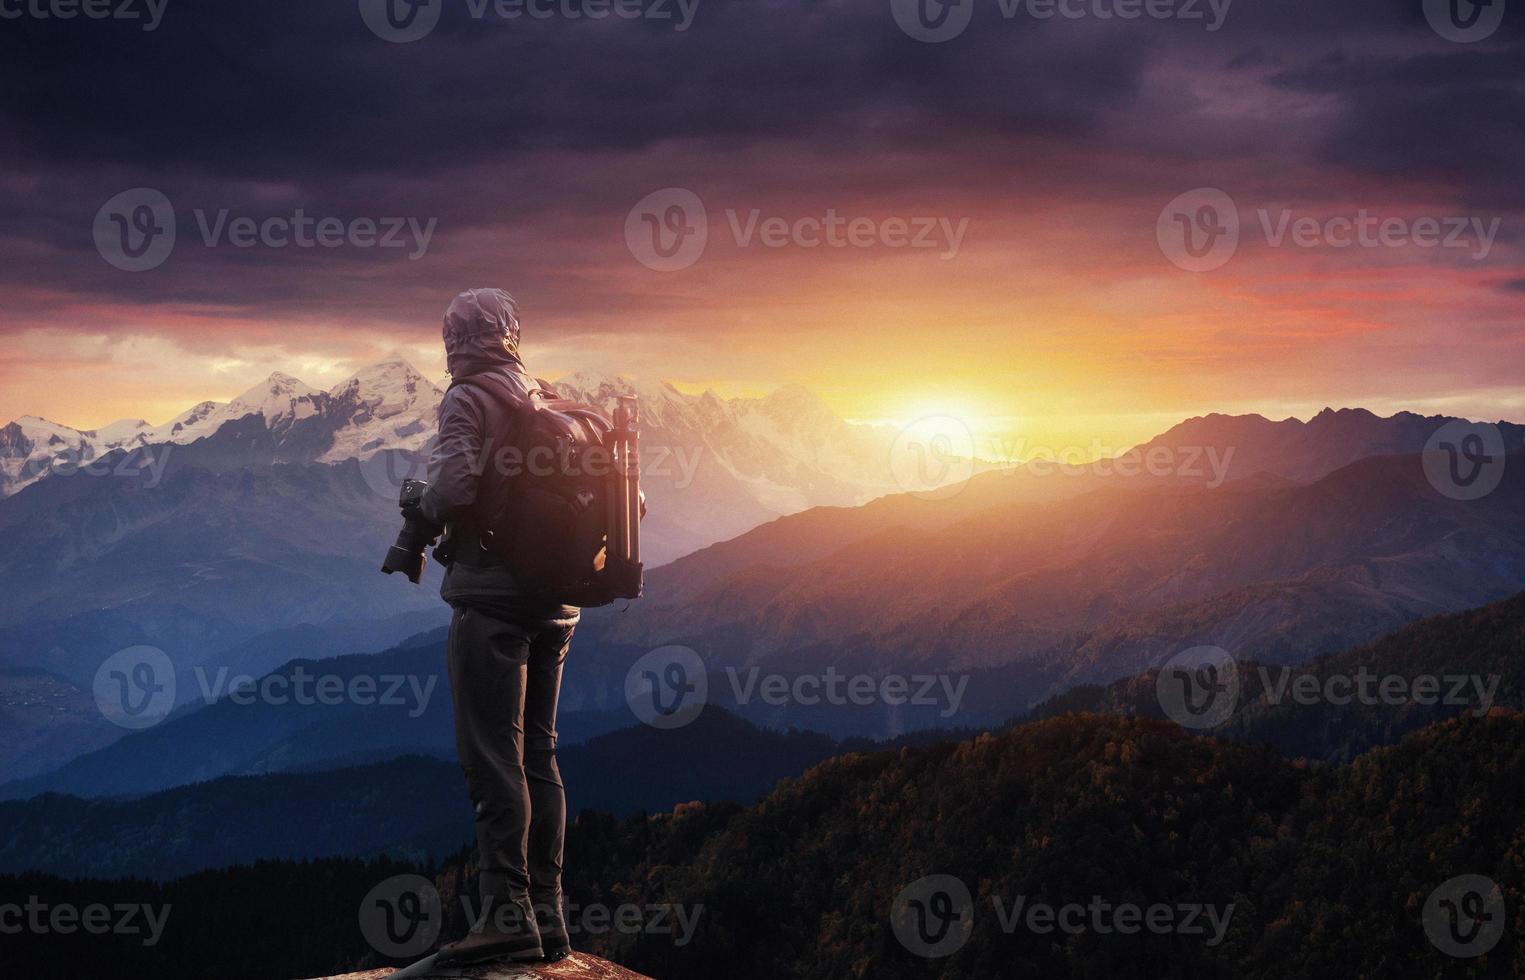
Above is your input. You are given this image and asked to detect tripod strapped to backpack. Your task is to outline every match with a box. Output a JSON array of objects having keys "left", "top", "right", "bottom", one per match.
[{"left": 607, "top": 395, "right": 643, "bottom": 576}]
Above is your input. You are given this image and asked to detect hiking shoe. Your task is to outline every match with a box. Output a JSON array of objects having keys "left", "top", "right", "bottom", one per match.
[{"left": 435, "top": 929, "right": 544, "bottom": 967}]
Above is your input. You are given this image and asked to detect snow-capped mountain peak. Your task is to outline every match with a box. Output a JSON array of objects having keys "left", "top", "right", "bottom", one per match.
[
  {"left": 329, "top": 359, "right": 434, "bottom": 406},
  {"left": 229, "top": 372, "right": 324, "bottom": 428},
  {"left": 318, "top": 359, "right": 443, "bottom": 462},
  {"left": 90, "top": 418, "right": 153, "bottom": 444},
  {"left": 0, "top": 362, "right": 899, "bottom": 530}
]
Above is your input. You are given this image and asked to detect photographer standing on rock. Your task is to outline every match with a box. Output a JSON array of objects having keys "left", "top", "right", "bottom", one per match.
[{"left": 405, "top": 288, "right": 579, "bottom": 966}]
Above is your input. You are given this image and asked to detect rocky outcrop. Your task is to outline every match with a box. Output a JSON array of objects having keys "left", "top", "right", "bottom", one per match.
[{"left": 313, "top": 951, "right": 650, "bottom": 980}]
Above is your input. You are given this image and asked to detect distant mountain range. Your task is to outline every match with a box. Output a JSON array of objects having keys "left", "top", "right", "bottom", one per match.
[
  {"left": 0, "top": 361, "right": 440, "bottom": 498},
  {"left": 0, "top": 362, "right": 910, "bottom": 781},
  {"left": 0, "top": 386, "right": 1517, "bottom": 782},
  {"left": 0, "top": 708, "right": 852, "bottom": 879},
  {"left": 575, "top": 437, "right": 1524, "bottom": 734},
  {"left": 1138, "top": 405, "right": 1522, "bottom": 484},
  {"left": 0, "top": 617, "right": 458, "bottom": 791},
  {"left": 11, "top": 588, "right": 1524, "bottom": 881},
  {"left": 8, "top": 595, "right": 1525, "bottom": 979},
  {"left": 1032, "top": 589, "right": 1525, "bottom": 764},
  {"left": 0, "top": 360, "right": 906, "bottom": 560},
  {"left": 0, "top": 614, "right": 970, "bottom": 802}
]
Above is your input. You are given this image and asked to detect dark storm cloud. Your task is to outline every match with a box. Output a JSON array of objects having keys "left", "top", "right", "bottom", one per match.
[
  {"left": 1269, "top": 43, "right": 1525, "bottom": 206},
  {"left": 0, "top": 0, "right": 1158, "bottom": 327},
  {"left": 0, "top": 0, "right": 1512, "bottom": 197},
  {"left": 0, "top": 0, "right": 1149, "bottom": 180},
  {"left": 0, "top": 0, "right": 1520, "bottom": 343}
]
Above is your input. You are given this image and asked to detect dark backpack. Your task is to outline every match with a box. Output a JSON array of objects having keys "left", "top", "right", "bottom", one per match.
[{"left": 453, "top": 375, "right": 643, "bottom": 608}]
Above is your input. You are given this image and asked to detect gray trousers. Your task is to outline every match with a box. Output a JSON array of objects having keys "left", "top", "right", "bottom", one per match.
[{"left": 447, "top": 603, "right": 577, "bottom": 949}]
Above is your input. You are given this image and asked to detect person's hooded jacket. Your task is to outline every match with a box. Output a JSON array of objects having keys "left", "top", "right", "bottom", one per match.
[{"left": 421, "top": 288, "right": 572, "bottom": 615}]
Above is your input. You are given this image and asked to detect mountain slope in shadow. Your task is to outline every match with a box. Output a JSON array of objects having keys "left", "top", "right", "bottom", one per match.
[
  {"left": 0, "top": 708, "right": 848, "bottom": 879},
  {"left": 577, "top": 451, "right": 1525, "bottom": 718},
  {"left": 1032, "top": 588, "right": 1525, "bottom": 763}
]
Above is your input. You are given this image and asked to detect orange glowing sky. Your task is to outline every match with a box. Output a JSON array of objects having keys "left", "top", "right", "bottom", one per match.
[{"left": 2, "top": 5, "right": 1521, "bottom": 453}]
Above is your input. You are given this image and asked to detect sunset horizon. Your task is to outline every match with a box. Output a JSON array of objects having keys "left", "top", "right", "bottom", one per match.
[{"left": 3, "top": 2, "right": 1523, "bottom": 977}]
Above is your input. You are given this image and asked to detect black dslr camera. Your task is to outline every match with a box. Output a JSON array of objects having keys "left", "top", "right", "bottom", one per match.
[{"left": 380, "top": 478, "right": 440, "bottom": 584}]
